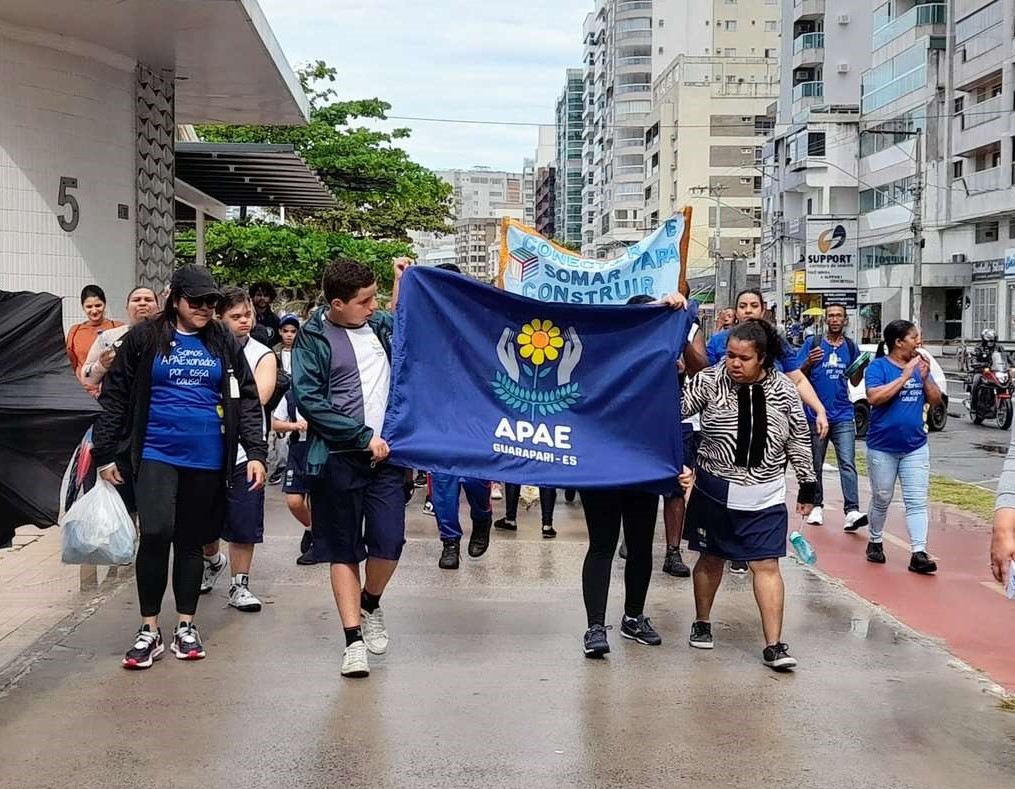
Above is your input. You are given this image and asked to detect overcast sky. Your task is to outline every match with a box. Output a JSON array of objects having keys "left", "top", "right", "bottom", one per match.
[{"left": 260, "top": 0, "right": 590, "bottom": 174}]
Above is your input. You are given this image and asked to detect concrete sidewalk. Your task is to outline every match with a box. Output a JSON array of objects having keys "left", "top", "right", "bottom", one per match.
[{"left": 0, "top": 486, "right": 1013, "bottom": 789}]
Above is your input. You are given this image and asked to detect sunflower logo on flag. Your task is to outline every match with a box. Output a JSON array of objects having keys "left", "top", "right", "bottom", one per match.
[{"left": 493, "top": 318, "right": 583, "bottom": 419}]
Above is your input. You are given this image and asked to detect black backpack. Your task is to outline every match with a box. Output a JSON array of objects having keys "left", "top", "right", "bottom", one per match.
[{"left": 808, "top": 334, "right": 859, "bottom": 366}]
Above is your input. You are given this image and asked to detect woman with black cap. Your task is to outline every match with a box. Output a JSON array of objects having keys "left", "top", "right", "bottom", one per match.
[{"left": 92, "top": 265, "right": 267, "bottom": 669}]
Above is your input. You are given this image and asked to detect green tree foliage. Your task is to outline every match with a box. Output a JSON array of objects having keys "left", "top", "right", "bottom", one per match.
[
  {"left": 195, "top": 62, "right": 453, "bottom": 241},
  {"left": 175, "top": 222, "right": 409, "bottom": 300}
]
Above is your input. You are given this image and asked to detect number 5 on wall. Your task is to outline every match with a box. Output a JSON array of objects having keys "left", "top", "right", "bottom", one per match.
[{"left": 57, "top": 177, "right": 80, "bottom": 232}]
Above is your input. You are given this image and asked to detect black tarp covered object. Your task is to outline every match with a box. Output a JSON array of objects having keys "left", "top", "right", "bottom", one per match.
[{"left": 0, "top": 290, "right": 101, "bottom": 544}]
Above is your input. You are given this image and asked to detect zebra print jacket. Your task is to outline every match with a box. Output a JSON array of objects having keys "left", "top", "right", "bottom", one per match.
[{"left": 682, "top": 363, "right": 817, "bottom": 502}]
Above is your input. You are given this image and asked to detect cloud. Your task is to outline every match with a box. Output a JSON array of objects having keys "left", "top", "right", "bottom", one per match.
[{"left": 259, "top": 0, "right": 590, "bottom": 171}]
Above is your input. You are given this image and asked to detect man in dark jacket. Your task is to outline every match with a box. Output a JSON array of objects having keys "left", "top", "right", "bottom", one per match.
[{"left": 292, "top": 256, "right": 408, "bottom": 679}]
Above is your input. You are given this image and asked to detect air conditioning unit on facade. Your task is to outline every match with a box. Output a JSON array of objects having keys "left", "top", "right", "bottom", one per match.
[
  {"left": 952, "top": 253, "right": 967, "bottom": 264},
  {"left": 837, "top": 13, "right": 850, "bottom": 24},
  {"left": 836, "top": 63, "right": 850, "bottom": 74}
]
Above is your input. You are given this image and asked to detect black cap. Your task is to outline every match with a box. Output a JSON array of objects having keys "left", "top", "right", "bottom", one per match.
[{"left": 170, "top": 265, "right": 222, "bottom": 298}]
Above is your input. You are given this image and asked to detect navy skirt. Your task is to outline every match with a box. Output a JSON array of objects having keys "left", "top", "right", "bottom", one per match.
[{"left": 684, "top": 468, "right": 788, "bottom": 561}]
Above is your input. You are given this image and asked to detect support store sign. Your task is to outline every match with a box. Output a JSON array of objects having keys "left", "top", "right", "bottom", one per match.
[{"left": 805, "top": 219, "right": 858, "bottom": 291}]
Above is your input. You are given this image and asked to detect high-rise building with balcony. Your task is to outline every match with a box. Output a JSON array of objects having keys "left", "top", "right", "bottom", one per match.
[
  {"left": 581, "top": 0, "right": 657, "bottom": 258},
  {"left": 555, "top": 68, "right": 585, "bottom": 246},
  {"left": 759, "top": 0, "right": 872, "bottom": 324},
  {"left": 852, "top": 0, "right": 1015, "bottom": 341},
  {"left": 535, "top": 166, "right": 557, "bottom": 238}
]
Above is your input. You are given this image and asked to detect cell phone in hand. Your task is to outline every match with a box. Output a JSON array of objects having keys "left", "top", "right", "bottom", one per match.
[{"left": 1006, "top": 560, "right": 1015, "bottom": 601}]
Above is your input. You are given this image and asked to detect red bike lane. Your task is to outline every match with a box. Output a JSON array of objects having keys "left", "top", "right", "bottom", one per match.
[{"left": 787, "top": 481, "right": 1015, "bottom": 693}]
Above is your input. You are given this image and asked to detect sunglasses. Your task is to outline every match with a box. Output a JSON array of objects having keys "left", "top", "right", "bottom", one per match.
[{"left": 183, "top": 294, "right": 220, "bottom": 309}]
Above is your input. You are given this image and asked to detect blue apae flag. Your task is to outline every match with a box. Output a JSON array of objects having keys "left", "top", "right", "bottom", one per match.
[{"left": 383, "top": 267, "right": 694, "bottom": 493}]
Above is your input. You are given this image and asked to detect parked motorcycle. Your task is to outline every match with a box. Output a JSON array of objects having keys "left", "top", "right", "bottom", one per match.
[{"left": 965, "top": 349, "right": 1014, "bottom": 430}]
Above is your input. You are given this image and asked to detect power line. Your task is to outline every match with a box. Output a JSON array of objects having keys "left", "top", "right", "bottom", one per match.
[{"left": 387, "top": 108, "right": 1011, "bottom": 131}]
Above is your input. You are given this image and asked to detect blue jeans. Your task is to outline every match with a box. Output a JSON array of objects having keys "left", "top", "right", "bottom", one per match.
[
  {"left": 429, "top": 473, "right": 492, "bottom": 541},
  {"left": 810, "top": 421, "right": 860, "bottom": 512},
  {"left": 867, "top": 444, "right": 930, "bottom": 553}
]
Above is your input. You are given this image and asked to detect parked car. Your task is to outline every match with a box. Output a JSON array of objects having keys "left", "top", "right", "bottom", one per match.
[{"left": 848, "top": 345, "right": 948, "bottom": 437}]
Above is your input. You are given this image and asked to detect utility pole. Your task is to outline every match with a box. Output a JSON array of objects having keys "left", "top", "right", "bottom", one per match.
[
  {"left": 911, "top": 128, "right": 924, "bottom": 328},
  {"left": 863, "top": 126, "right": 924, "bottom": 325},
  {"left": 773, "top": 210, "right": 785, "bottom": 327},
  {"left": 691, "top": 183, "right": 727, "bottom": 310}
]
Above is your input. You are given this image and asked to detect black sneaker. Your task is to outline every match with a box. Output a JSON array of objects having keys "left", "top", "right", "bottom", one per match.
[
  {"left": 296, "top": 546, "right": 319, "bottom": 566},
  {"left": 730, "top": 560, "right": 749, "bottom": 574},
  {"left": 620, "top": 614, "right": 662, "bottom": 646},
  {"left": 122, "top": 625, "right": 164, "bottom": 670},
  {"left": 300, "top": 529, "right": 313, "bottom": 555},
  {"left": 662, "top": 545, "right": 691, "bottom": 577},
  {"left": 908, "top": 551, "right": 938, "bottom": 574},
  {"left": 866, "top": 542, "right": 886, "bottom": 564},
  {"left": 688, "top": 620, "right": 714, "bottom": 650},
  {"left": 268, "top": 468, "right": 284, "bottom": 486},
  {"left": 170, "top": 623, "right": 206, "bottom": 661},
  {"left": 494, "top": 517, "right": 517, "bottom": 532},
  {"left": 762, "top": 642, "right": 798, "bottom": 671},
  {"left": 439, "top": 539, "right": 460, "bottom": 570},
  {"left": 468, "top": 521, "right": 492, "bottom": 558},
  {"left": 413, "top": 471, "right": 428, "bottom": 488},
  {"left": 564, "top": 489, "right": 577, "bottom": 503},
  {"left": 583, "top": 624, "right": 611, "bottom": 658},
  {"left": 541, "top": 524, "right": 557, "bottom": 539}
]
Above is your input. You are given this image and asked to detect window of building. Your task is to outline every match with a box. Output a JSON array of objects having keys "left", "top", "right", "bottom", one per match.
[
  {"left": 765, "top": 48, "right": 778, "bottom": 57},
  {"left": 725, "top": 21, "right": 737, "bottom": 31},
  {"left": 764, "top": 21, "right": 778, "bottom": 32},
  {"left": 1010, "top": 218, "right": 1015, "bottom": 239},
  {"left": 953, "top": 161, "right": 964, "bottom": 179},
  {"left": 740, "top": 176, "right": 752, "bottom": 185},
  {"left": 972, "top": 285, "right": 997, "bottom": 337},
  {"left": 659, "top": 46, "right": 665, "bottom": 54},
  {"left": 724, "top": 0, "right": 737, "bottom": 4},
  {"left": 807, "top": 132, "right": 826, "bottom": 157},
  {"left": 859, "top": 240, "right": 913, "bottom": 269},
  {"left": 658, "top": 19, "right": 664, "bottom": 27},
  {"left": 725, "top": 48, "right": 737, "bottom": 56},
  {"left": 806, "top": 198, "right": 814, "bottom": 214},
  {"left": 975, "top": 221, "right": 1000, "bottom": 244}
]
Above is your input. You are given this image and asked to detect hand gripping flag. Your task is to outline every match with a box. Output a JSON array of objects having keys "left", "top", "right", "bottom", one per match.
[{"left": 383, "top": 267, "right": 694, "bottom": 493}]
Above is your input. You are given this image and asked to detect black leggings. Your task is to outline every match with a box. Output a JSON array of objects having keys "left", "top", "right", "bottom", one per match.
[
  {"left": 580, "top": 489, "right": 659, "bottom": 627},
  {"left": 504, "top": 484, "right": 557, "bottom": 525},
  {"left": 134, "top": 461, "right": 224, "bottom": 618}
]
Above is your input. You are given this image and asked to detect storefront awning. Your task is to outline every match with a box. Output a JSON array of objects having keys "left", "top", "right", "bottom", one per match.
[{"left": 175, "top": 143, "right": 336, "bottom": 209}]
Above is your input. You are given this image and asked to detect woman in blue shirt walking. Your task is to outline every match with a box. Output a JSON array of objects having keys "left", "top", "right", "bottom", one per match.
[{"left": 863, "top": 319, "right": 943, "bottom": 574}]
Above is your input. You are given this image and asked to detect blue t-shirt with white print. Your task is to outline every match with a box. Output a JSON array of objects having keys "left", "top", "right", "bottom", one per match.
[{"left": 864, "top": 356, "right": 927, "bottom": 454}]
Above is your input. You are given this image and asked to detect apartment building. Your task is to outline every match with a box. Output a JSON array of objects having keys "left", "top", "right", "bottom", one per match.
[
  {"left": 535, "top": 166, "right": 557, "bottom": 238},
  {"left": 523, "top": 126, "right": 555, "bottom": 228},
  {"left": 759, "top": 0, "right": 872, "bottom": 326},
  {"left": 852, "top": 0, "right": 1015, "bottom": 341},
  {"left": 645, "top": 56, "right": 779, "bottom": 294},
  {"left": 580, "top": 0, "right": 783, "bottom": 264},
  {"left": 555, "top": 68, "right": 585, "bottom": 246}
]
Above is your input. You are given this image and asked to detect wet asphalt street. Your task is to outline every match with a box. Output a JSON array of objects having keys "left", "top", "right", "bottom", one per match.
[{"left": 0, "top": 490, "right": 1013, "bottom": 789}]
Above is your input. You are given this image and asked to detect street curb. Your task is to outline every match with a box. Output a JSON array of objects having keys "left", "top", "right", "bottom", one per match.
[{"left": 0, "top": 566, "right": 134, "bottom": 697}]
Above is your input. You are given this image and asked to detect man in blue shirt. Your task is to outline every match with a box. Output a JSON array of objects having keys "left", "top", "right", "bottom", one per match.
[{"left": 796, "top": 304, "right": 867, "bottom": 530}]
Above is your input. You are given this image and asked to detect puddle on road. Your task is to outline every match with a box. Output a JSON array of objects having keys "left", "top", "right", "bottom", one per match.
[{"left": 973, "top": 442, "right": 1008, "bottom": 455}]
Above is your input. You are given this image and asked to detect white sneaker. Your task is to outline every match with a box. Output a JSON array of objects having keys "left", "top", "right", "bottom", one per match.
[
  {"left": 228, "top": 577, "right": 262, "bottom": 612},
  {"left": 806, "top": 506, "right": 824, "bottom": 526},
  {"left": 491, "top": 483, "right": 503, "bottom": 501},
  {"left": 361, "top": 608, "right": 388, "bottom": 655},
  {"left": 341, "top": 641, "right": 370, "bottom": 678},
  {"left": 200, "top": 553, "right": 227, "bottom": 594},
  {"left": 844, "top": 510, "right": 870, "bottom": 532}
]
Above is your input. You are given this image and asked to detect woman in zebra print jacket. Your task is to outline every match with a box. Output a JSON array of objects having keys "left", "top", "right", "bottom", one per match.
[{"left": 678, "top": 319, "right": 816, "bottom": 671}]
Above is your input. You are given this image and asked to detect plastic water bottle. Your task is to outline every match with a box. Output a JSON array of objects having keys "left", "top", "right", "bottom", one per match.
[{"left": 789, "top": 531, "right": 817, "bottom": 565}]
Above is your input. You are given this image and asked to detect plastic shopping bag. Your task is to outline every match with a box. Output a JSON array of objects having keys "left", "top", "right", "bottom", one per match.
[
  {"left": 58, "top": 428, "right": 96, "bottom": 520},
  {"left": 60, "top": 478, "right": 137, "bottom": 565}
]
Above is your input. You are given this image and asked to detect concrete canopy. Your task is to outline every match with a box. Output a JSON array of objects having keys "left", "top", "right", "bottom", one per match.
[{"left": 0, "top": 0, "right": 308, "bottom": 124}]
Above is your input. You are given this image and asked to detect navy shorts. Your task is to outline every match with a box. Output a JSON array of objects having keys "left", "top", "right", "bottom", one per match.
[
  {"left": 665, "top": 425, "right": 701, "bottom": 500},
  {"left": 309, "top": 454, "right": 407, "bottom": 564},
  {"left": 222, "top": 463, "right": 266, "bottom": 544},
  {"left": 282, "top": 441, "right": 310, "bottom": 495},
  {"left": 684, "top": 469, "right": 787, "bottom": 562}
]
